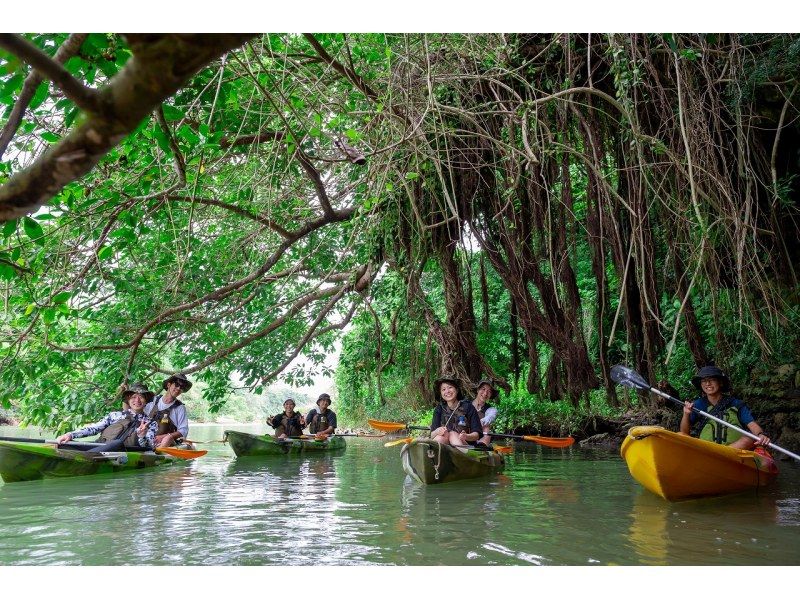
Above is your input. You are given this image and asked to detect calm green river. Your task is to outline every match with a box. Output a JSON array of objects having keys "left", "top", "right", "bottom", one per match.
[{"left": 1, "top": 424, "right": 799, "bottom": 566}]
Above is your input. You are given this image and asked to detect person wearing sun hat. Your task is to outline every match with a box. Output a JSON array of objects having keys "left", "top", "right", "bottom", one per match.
[
  {"left": 56, "top": 382, "right": 158, "bottom": 451},
  {"left": 305, "top": 393, "right": 337, "bottom": 437},
  {"left": 267, "top": 398, "right": 306, "bottom": 439},
  {"left": 679, "top": 365, "right": 770, "bottom": 449},
  {"left": 473, "top": 379, "right": 499, "bottom": 446},
  {"left": 429, "top": 375, "right": 483, "bottom": 447},
  {"left": 144, "top": 372, "right": 192, "bottom": 448}
]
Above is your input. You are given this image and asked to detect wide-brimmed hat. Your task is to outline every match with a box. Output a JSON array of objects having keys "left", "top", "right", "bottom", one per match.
[
  {"left": 163, "top": 372, "right": 192, "bottom": 391},
  {"left": 283, "top": 398, "right": 296, "bottom": 407},
  {"left": 691, "top": 366, "right": 731, "bottom": 393},
  {"left": 434, "top": 376, "right": 463, "bottom": 401},
  {"left": 474, "top": 378, "right": 499, "bottom": 400},
  {"left": 122, "top": 382, "right": 155, "bottom": 403},
  {"left": 316, "top": 393, "right": 332, "bottom": 406}
]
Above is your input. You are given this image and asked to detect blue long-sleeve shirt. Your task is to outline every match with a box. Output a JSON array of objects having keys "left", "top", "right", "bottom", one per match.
[{"left": 69, "top": 410, "right": 157, "bottom": 449}]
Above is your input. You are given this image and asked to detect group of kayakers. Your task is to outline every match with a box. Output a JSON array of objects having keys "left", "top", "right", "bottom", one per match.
[
  {"left": 55, "top": 373, "right": 192, "bottom": 452},
  {"left": 51, "top": 362, "right": 771, "bottom": 456},
  {"left": 428, "top": 364, "right": 772, "bottom": 453},
  {"left": 266, "top": 393, "right": 338, "bottom": 439}
]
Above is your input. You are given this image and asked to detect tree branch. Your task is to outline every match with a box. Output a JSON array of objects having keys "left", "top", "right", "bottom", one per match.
[
  {"left": 0, "top": 33, "right": 255, "bottom": 222},
  {"left": 0, "top": 33, "right": 88, "bottom": 160},
  {"left": 0, "top": 33, "right": 101, "bottom": 114}
]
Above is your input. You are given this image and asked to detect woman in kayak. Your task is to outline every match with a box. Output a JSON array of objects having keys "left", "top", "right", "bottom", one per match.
[
  {"left": 55, "top": 383, "right": 158, "bottom": 452},
  {"left": 305, "top": 393, "right": 337, "bottom": 437},
  {"left": 267, "top": 398, "right": 306, "bottom": 439},
  {"left": 473, "top": 379, "right": 499, "bottom": 446},
  {"left": 679, "top": 365, "right": 771, "bottom": 450},
  {"left": 430, "top": 376, "right": 483, "bottom": 447},
  {"left": 145, "top": 372, "right": 192, "bottom": 448}
]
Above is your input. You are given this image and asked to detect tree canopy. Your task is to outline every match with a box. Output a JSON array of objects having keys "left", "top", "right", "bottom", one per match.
[{"left": 1, "top": 33, "right": 798, "bottom": 430}]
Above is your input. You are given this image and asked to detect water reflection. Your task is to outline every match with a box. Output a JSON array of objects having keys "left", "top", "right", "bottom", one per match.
[{"left": 1, "top": 425, "right": 799, "bottom": 565}]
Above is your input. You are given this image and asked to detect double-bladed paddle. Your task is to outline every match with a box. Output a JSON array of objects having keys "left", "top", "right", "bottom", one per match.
[
  {"left": 609, "top": 363, "right": 800, "bottom": 462},
  {"left": 368, "top": 419, "right": 574, "bottom": 448},
  {"left": 382, "top": 436, "right": 513, "bottom": 454}
]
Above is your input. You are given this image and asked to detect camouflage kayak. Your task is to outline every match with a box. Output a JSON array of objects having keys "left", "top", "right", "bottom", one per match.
[
  {"left": 223, "top": 430, "right": 346, "bottom": 457},
  {"left": 0, "top": 439, "right": 177, "bottom": 483},
  {"left": 401, "top": 438, "right": 505, "bottom": 485}
]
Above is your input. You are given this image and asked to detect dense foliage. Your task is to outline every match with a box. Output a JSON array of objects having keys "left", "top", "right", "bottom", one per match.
[{"left": 0, "top": 34, "right": 798, "bottom": 432}]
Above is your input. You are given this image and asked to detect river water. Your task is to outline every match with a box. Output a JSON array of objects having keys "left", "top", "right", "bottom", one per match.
[{"left": 1, "top": 424, "right": 799, "bottom": 566}]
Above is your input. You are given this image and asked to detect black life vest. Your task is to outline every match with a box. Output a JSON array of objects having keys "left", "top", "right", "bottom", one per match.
[
  {"left": 439, "top": 400, "right": 473, "bottom": 434},
  {"left": 271, "top": 412, "right": 304, "bottom": 436},
  {"left": 309, "top": 410, "right": 331, "bottom": 434},
  {"left": 97, "top": 412, "right": 142, "bottom": 449},
  {"left": 148, "top": 398, "right": 183, "bottom": 436}
]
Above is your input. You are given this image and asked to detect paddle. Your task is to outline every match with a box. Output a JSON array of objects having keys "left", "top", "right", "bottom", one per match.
[
  {"left": 0, "top": 435, "right": 104, "bottom": 448},
  {"left": 382, "top": 437, "right": 513, "bottom": 454},
  {"left": 610, "top": 363, "right": 800, "bottom": 463},
  {"left": 367, "top": 419, "right": 574, "bottom": 448},
  {"left": 154, "top": 447, "right": 207, "bottom": 460}
]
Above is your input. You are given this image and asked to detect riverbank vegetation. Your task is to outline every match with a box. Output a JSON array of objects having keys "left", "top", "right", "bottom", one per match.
[{"left": 0, "top": 34, "right": 798, "bottom": 440}]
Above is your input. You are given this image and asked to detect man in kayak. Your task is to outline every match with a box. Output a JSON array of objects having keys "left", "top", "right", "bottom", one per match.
[
  {"left": 144, "top": 373, "right": 192, "bottom": 448},
  {"left": 679, "top": 365, "right": 771, "bottom": 450},
  {"left": 267, "top": 398, "right": 306, "bottom": 439},
  {"left": 305, "top": 393, "right": 337, "bottom": 437},
  {"left": 55, "top": 383, "right": 158, "bottom": 451},
  {"left": 473, "top": 379, "right": 499, "bottom": 447},
  {"left": 430, "top": 376, "right": 483, "bottom": 447}
]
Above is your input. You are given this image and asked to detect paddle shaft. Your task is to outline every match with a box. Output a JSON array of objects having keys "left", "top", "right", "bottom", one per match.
[
  {"left": 651, "top": 387, "right": 800, "bottom": 462},
  {"left": 0, "top": 435, "right": 104, "bottom": 447}
]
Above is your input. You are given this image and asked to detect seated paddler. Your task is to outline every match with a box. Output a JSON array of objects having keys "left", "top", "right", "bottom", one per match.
[
  {"left": 55, "top": 383, "right": 158, "bottom": 452},
  {"left": 679, "top": 365, "right": 770, "bottom": 450},
  {"left": 472, "top": 378, "right": 499, "bottom": 447},
  {"left": 305, "top": 393, "right": 337, "bottom": 438},
  {"left": 430, "top": 375, "right": 483, "bottom": 447},
  {"left": 267, "top": 398, "right": 306, "bottom": 439},
  {"left": 144, "top": 372, "right": 192, "bottom": 448}
]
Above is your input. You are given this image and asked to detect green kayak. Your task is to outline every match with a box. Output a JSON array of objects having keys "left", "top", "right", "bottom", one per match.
[
  {"left": 223, "top": 430, "right": 346, "bottom": 457},
  {"left": 400, "top": 438, "right": 505, "bottom": 485},
  {"left": 0, "top": 439, "right": 177, "bottom": 483}
]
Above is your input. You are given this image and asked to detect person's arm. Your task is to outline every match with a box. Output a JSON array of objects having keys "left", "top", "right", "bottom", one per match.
[
  {"left": 430, "top": 407, "right": 446, "bottom": 438},
  {"left": 137, "top": 418, "right": 158, "bottom": 449},
  {"left": 171, "top": 405, "right": 189, "bottom": 438},
  {"left": 737, "top": 401, "right": 770, "bottom": 446},
  {"left": 326, "top": 412, "right": 337, "bottom": 434},
  {"left": 679, "top": 401, "right": 693, "bottom": 435},
  {"left": 458, "top": 404, "right": 482, "bottom": 443},
  {"left": 64, "top": 412, "right": 117, "bottom": 441}
]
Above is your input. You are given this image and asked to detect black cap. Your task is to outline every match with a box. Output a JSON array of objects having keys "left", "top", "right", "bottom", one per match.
[
  {"left": 163, "top": 372, "right": 192, "bottom": 391},
  {"left": 691, "top": 366, "right": 731, "bottom": 392},
  {"left": 121, "top": 383, "right": 155, "bottom": 403}
]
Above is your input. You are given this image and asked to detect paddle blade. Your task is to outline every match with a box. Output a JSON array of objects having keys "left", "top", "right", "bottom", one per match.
[
  {"left": 610, "top": 364, "right": 651, "bottom": 391},
  {"left": 522, "top": 435, "right": 575, "bottom": 448},
  {"left": 155, "top": 447, "right": 207, "bottom": 460},
  {"left": 368, "top": 418, "right": 408, "bottom": 432},
  {"left": 384, "top": 437, "right": 413, "bottom": 448},
  {"left": 494, "top": 446, "right": 514, "bottom": 454}
]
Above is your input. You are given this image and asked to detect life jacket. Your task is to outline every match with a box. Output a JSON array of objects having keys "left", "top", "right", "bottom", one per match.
[
  {"left": 309, "top": 410, "right": 331, "bottom": 434},
  {"left": 272, "top": 412, "right": 304, "bottom": 437},
  {"left": 149, "top": 398, "right": 183, "bottom": 436},
  {"left": 97, "top": 412, "right": 142, "bottom": 449},
  {"left": 439, "top": 400, "right": 473, "bottom": 434},
  {"left": 691, "top": 395, "right": 745, "bottom": 445}
]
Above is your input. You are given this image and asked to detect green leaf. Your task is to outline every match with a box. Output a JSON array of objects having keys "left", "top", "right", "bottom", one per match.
[
  {"left": 0, "top": 262, "right": 15, "bottom": 281},
  {"left": 405, "top": 172, "right": 419, "bottom": 181},
  {"left": 29, "top": 82, "right": 49, "bottom": 110},
  {"left": 41, "top": 131, "right": 61, "bottom": 143},
  {"left": 24, "top": 303, "right": 36, "bottom": 316},
  {"left": 52, "top": 291, "right": 72, "bottom": 304},
  {"left": 152, "top": 128, "right": 172, "bottom": 153},
  {"left": 2, "top": 219, "right": 17, "bottom": 237},
  {"left": 22, "top": 216, "right": 45, "bottom": 245},
  {"left": 97, "top": 245, "right": 114, "bottom": 260},
  {"left": 162, "top": 104, "right": 185, "bottom": 121},
  {"left": 177, "top": 124, "right": 200, "bottom": 145}
]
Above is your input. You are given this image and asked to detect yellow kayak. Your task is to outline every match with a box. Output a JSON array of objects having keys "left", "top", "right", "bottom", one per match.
[{"left": 620, "top": 426, "right": 778, "bottom": 501}]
